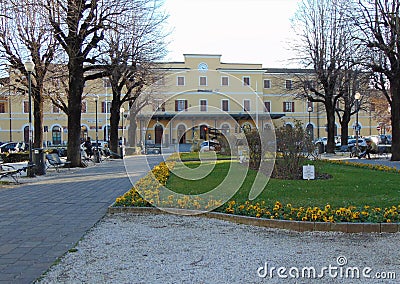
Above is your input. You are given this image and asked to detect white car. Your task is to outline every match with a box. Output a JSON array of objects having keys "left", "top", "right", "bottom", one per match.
[{"left": 200, "top": 140, "right": 220, "bottom": 152}]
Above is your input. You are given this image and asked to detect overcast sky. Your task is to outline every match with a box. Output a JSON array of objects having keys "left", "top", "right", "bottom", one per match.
[{"left": 163, "top": 0, "right": 302, "bottom": 67}]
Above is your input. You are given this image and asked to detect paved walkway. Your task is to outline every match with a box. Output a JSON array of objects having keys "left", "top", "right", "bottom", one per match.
[
  {"left": 0, "top": 155, "right": 164, "bottom": 283},
  {"left": 322, "top": 153, "right": 400, "bottom": 169}
]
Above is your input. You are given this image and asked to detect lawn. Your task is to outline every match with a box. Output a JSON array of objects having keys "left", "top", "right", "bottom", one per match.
[{"left": 166, "top": 159, "right": 400, "bottom": 209}]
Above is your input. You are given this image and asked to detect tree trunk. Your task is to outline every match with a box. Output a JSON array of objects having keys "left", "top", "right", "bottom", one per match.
[
  {"left": 325, "top": 104, "right": 336, "bottom": 153},
  {"left": 340, "top": 110, "right": 351, "bottom": 146},
  {"left": 109, "top": 97, "right": 121, "bottom": 153},
  {"left": 67, "top": 60, "right": 84, "bottom": 167},
  {"left": 390, "top": 81, "right": 400, "bottom": 161},
  {"left": 33, "top": 89, "right": 43, "bottom": 149},
  {"left": 129, "top": 118, "right": 137, "bottom": 147}
]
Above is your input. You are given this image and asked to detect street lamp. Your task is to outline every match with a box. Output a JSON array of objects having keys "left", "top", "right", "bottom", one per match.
[
  {"left": 307, "top": 105, "right": 313, "bottom": 138},
  {"left": 94, "top": 95, "right": 100, "bottom": 163},
  {"left": 24, "top": 59, "right": 35, "bottom": 177},
  {"left": 355, "top": 92, "right": 361, "bottom": 154},
  {"left": 120, "top": 107, "right": 125, "bottom": 159}
]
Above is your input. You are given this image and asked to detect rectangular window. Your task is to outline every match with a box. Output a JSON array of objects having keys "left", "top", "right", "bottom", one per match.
[
  {"left": 221, "top": 76, "right": 229, "bottom": 86},
  {"left": 200, "top": 99, "right": 207, "bottom": 111},
  {"left": 52, "top": 104, "right": 60, "bottom": 113},
  {"left": 0, "top": 102, "right": 5, "bottom": 113},
  {"left": 101, "top": 101, "right": 111, "bottom": 113},
  {"left": 199, "top": 76, "right": 207, "bottom": 86},
  {"left": 81, "top": 101, "right": 87, "bottom": 113},
  {"left": 177, "top": 76, "right": 185, "bottom": 86},
  {"left": 244, "top": 100, "right": 251, "bottom": 111},
  {"left": 23, "top": 101, "right": 29, "bottom": 113},
  {"left": 283, "top": 102, "right": 295, "bottom": 112},
  {"left": 175, "top": 99, "right": 187, "bottom": 111},
  {"left": 264, "top": 79, "right": 271, "bottom": 89},
  {"left": 264, "top": 101, "right": 271, "bottom": 112},
  {"left": 243, "top": 77, "right": 250, "bottom": 86},
  {"left": 285, "top": 80, "right": 293, "bottom": 90},
  {"left": 221, "top": 99, "right": 229, "bottom": 111}
]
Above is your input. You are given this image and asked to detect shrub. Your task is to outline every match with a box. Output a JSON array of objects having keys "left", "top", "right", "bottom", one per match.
[
  {"left": 272, "top": 120, "right": 315, "bottom": 179},
  {"left": 1, "top": 152, "right": 30, "bottom": 163}
]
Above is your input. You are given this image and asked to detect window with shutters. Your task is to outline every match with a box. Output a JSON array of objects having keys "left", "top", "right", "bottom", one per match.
[
  {"left": 283, "top": 101, "right": 295, "bottom": 112},
  {"left": 101, "top": 101, "right": 111, "bottom": 113},
  {"left": 175, "top": 99, "right": 187, "bottom": 111},
  {"left": 52, "top": 104, "right": 60, "bottom": 113},
  {"left": 243, "top": 77, "right": 250, "bottom": 86},
  {"left": 23, "top": 101, "right": 29, "bottom": 113},
  {"left": 81, "top": 101, "right": 87, "bottom": 113},
  {"left": 285, "top": 80, "right": 293, "bottom": 90}
]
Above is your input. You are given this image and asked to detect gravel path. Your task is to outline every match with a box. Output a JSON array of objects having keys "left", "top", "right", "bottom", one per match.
[{"left": 37, "top": 213, "right": 399, "bottom": 283}]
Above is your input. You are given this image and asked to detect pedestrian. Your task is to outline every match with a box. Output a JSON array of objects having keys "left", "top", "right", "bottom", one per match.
[
  {"left": 359, "top": 138, "right": 378, "bottom": 159},
  {"left": 84, "top": 137, "right": 93, "bottom": 157}
]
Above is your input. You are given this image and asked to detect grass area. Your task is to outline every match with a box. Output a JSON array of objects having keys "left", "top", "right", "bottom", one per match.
[
  {"left": 166, "top": 160, "right": 400, "bottom": 208},
  {"left": 178, "top": 152, "right": 232, "bottom": 161}
]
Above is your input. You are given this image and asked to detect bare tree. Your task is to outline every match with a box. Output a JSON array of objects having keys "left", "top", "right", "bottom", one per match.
[
  {"left": 353, "top": 0, "right": 400, "bottom": 160},
  {"left": 99, "top": 0, "right": 169, "bottom": 153},
  {"left": 0, "top": 0, "right": 57, "bottom": 148},
  {"left": 292, "top": 0, "right": 362, "bottom": 153},
  {"left": 44, "top": 0, "right": 128, "bottom": 166}
]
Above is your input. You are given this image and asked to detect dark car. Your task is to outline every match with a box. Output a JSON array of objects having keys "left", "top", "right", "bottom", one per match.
[{"left": 0, "top": 142, "right": 18, "bottom": 153}]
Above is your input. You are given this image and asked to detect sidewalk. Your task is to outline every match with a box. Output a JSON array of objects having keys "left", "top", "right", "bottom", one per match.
[
  {"left": 321, "top": 152, "right": 400, "bottom": 169},
  {"left": 0, "top": 155, "right": 163, "bottom": 283}
]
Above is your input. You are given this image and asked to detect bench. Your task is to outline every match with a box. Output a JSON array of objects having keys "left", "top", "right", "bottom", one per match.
[
  {"left": 46, "top": 153, "right": 71, "bottom": 172},
  {"left": 0, "top": 164, "right": 32, "bottom": 183}
]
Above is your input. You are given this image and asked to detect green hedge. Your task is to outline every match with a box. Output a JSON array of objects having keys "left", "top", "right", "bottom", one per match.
[{"left": 1, "top": 152, "right": 30, "bottom": 163}]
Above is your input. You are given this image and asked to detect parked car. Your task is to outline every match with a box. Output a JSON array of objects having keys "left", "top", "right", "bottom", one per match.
[
  {"left": 80, "top": 140, "right": 109, "bottom": 151},
  {"left": 378, "top": 134, "right": 392, "bottom": 144},
  {"left": 335, "top": 138, "right": 366, "bottom": 151},
  {"left": 0, "top": 142, "right": 18, "bottom": 153},
  {"left": 200, "top": 140, "right": 220, "bottom": 152}
]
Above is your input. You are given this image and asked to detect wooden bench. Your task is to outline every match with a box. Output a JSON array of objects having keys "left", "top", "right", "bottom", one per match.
[{"left": 46, "top": 153, "right": 71, "bottom": 172}]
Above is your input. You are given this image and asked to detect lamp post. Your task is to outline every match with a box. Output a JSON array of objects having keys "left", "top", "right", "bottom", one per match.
[
  {"left": 307, "top": 105, "right": 312, "bottom": 138},
  {"left": 94, "top": 95, "right": 100, "bottom": 163},
  {"left": 24, "top": 59, "right": 35, "bottom": 177},
  {"left": 355, "top": 92, "right": 361, "bottom": 154},
  {"left": 120, "top": 107, "right": 125, "bottom": 159}
]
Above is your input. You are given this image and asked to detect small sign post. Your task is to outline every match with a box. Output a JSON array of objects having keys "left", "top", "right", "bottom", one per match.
[{"left": 303, "top": 164, "right": 315, "bottom": 180}]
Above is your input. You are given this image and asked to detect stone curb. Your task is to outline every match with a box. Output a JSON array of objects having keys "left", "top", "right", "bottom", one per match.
[{"left": 107, "top": 206, "right": 400, "bottom": 234}]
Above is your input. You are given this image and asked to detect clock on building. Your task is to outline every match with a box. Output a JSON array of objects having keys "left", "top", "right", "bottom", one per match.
[{"left": 198, "top": 62, "right": 208, "bottom": 72}]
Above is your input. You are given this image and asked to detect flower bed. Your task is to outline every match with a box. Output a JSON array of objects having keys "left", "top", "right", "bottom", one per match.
[
  {"left": 114, "top": 159, "right": 400, "bottom": 224},
  {"left": 221, "top": 201, "right": 399, "bottom": 223}
]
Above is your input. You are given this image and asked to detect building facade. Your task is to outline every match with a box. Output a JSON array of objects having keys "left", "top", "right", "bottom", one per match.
[{"left": 0, "top": 54, "right": 381, "bottom": 147}]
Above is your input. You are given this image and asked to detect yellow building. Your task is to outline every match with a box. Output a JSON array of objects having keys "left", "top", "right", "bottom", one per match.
[{"left": 0, "top": 54, "right": 380, "bottom": 148}]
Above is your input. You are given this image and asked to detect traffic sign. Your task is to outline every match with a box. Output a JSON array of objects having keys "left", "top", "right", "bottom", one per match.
[{"left": 377, "top": 125, "right": 381, "bottom": 131}]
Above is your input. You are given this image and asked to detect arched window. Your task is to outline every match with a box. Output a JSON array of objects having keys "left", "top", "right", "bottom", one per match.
[{"left": 52, "top": 126, "right": 62, "bottom": 145}]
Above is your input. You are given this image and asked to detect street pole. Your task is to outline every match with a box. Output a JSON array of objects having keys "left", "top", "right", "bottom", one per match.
[
  {"left": 95, "top": 95, "right": 100, "bottom": 162},
  {"left": 355, "top": 92, "right": 361, "bottom": 154},
  {"left": 24, "top": 59, "right": 35, "bottom": 177},
  {"left": 120, "top": 107, "right": 125, "bottom": 159}
]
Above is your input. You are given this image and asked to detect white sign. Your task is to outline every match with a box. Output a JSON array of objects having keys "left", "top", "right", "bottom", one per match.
[{"left": 303, "top": 165, "right": 315, "bottom": 180}]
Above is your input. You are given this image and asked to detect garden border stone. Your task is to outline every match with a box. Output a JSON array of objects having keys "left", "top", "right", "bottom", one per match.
[{"left": 107, "top": 206, "right": 400, "bottom": 234}]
